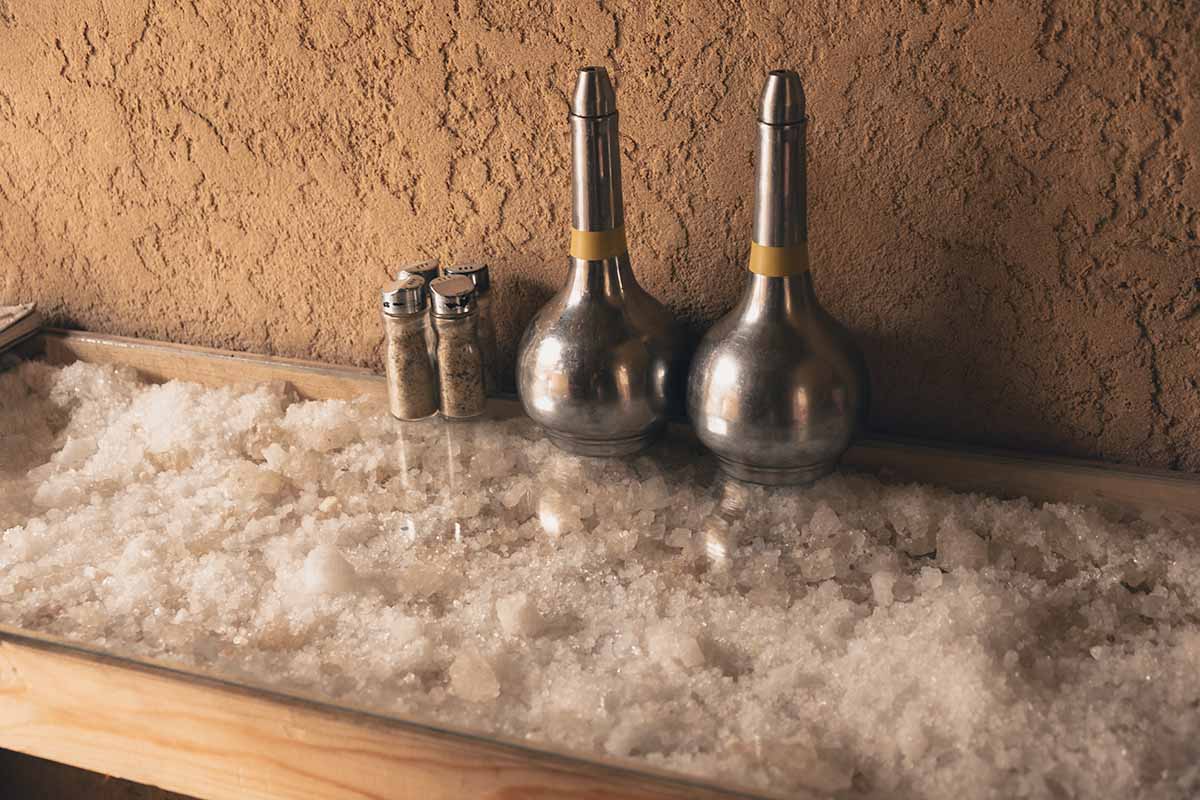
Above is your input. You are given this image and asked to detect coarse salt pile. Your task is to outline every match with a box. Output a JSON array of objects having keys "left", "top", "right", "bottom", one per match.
[{"left": 2, "top": 361, "right": 1199, "bottom": 798}]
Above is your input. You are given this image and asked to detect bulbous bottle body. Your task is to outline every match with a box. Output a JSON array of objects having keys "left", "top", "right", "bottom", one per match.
[
  {"left": 687, "top": 272, "right": 868, "bottom": 484},
  {"left": 518, "top": 252, "right": 684, "bottom": 456}
]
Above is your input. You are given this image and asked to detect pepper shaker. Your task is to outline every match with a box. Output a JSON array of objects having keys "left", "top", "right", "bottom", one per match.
[
  {"left": 396, "top": 259, "right": 440, "bottom": 286},
  {"left": 380, "top": 275, "right": 439, "bottom": 421},
  {"left": 397, "top": 259, "right": 441, "bottom": 365},
  {"left": 443, "top": 263, "right": 499, "bottom": 395},
  {"left": 429, "top": 275, "right": 486, "bottom": 419}
]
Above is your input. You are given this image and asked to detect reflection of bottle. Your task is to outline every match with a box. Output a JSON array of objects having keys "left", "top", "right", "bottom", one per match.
[
  {"left": 430, "top": 275, "right": 486, "bottom": 420},
  {"left": 687, "top": 70, "right": 869, "bottom": 485},
  {"left": 444, "top": 263, "right": 499, "bottom": 396},
  {"left": 516, "top": 66, "right": 686, "bottom": 457},
  {"left": 380, "top": 276, "right": 438, "bottom": 421}
]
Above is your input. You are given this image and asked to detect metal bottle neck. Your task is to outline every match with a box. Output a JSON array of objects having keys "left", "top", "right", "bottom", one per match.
[
  {"left": 752, "top": 120, "right": 807, "bottom": 248},
  {"left": 571, "top": 112, "right": 624, "bottom": 232},
  {"left": 565, "top": 253, "right": 634, "bottom": 303},
  {"left": 738, "top": 272, "right": 815, "bottom": 325}
]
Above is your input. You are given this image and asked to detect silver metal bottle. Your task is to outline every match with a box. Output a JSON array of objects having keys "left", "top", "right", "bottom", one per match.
[
  {"left": 686, "top": 70, "right": 869, "bottom": 485},
  {"left": 516, "top": 66, "right": 686, "bottom": 456}
]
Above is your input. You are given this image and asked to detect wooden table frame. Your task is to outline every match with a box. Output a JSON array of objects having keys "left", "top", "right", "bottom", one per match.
[{"left": 1, "top": 329, "right": 1196, "bottom": 800}]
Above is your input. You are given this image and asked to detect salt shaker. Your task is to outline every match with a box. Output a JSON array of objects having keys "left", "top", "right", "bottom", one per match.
[
  {"left": 443, "top": 263, "right": 499, "bottom": 395},
  {"left": 396, "top": 259, "right": 441, "bottom": 364},
  {"left": 381, "top": 275, "right": 439, "bottom": 421},
  {"left": 429, "top": 275, "right": 486, "bottom": 419},
  {"left": 396, "top": 258, "right": 440, "bottom": 286}
]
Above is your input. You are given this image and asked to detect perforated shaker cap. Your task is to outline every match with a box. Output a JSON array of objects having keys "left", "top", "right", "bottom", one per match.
[
  {"left": 380, "top": 274, "right": 427, "bottom": 316},
  {"left": 429, "top": 275, "right": 477, "bottom": 317},
  {"left": 443, "top": 262, "right": 491, "bottom": 294},
  {"left": 395, "top": 258, "right": 441, "bottom": 286}
]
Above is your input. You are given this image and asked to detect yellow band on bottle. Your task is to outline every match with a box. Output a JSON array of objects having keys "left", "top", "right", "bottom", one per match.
[
  {"left": 748, "top": 241, "right": 810, "bottom": 277},
  {"left": 570, "top": 226, "right": 629, "bottom": 261}
]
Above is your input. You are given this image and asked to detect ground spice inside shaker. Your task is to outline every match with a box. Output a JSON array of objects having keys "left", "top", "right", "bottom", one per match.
[
  {"left": 381, "top": 275, "right": 439, "bottom": 421},
  {"left": 444, "top": 262, "right": 499, "bottom": 395},
  {"left": 429, "top": 275, "right": 486, "bottom": 419}
]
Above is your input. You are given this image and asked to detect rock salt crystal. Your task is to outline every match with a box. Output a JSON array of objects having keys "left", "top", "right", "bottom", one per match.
[
  {"left": 495, "top": 592, "right": 542, "bottom": 638},
  {"left": 1, "top": 361, "right": 1199, "bottom": 800},
  {"left": 871, "top": 570, "right": 896, "bottom": 607},
  {"left": 302, "top": 544, "right": 357, "bottom": 595},
  {"left": 800, "top": 546, "right": 838, "bottom": 582},
  {"left": 936, "top": 515, "right": 989, "bottom": 570},
  {"left": 646, "top": 622, "right": 705, "bottom": 670},
  {"left": 449, "top": 650, "right": 500, "bottom": 702}
]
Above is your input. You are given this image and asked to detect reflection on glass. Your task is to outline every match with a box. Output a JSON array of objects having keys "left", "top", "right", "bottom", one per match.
[
  {"left": 699, "top": 475, "right": 752, "bottom": 571},
  {"left": 702, "top": 521, "right": 734, "bottom": 570},
  {"left": 443, "top": 423, "right": 460, "bottom": 491},
  {"left": 538, "top": 502, "right": 562, "bottom": 537},
  {"left": 792, "top": 385, "right": 809, "bottom": 427}
]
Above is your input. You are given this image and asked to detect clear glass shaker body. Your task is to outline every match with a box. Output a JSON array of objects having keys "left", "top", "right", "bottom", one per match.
[
  {"left": 433, "top": 312, "right": 486, "bottom": 419},
  {"left": 383, "top": 310, "right": 439, "bottom": 420}
]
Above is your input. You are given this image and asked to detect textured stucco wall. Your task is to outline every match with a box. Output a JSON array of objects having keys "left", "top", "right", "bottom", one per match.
[{"left": 1, "top": 1, "right": 1197, "bottom": 470}]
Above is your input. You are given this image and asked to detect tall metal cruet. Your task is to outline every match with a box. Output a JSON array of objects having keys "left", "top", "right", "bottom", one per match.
[
  {"left": 687, "top": 70, "right": 869, "bottom": 484},
  {"left": 517, "top": 66, "right": 686, "bottom": 456}
]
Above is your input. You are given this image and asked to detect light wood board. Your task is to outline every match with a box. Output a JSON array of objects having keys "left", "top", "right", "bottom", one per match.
[{"left": 0, "top": 627, "right": 784, "bottom": 800}]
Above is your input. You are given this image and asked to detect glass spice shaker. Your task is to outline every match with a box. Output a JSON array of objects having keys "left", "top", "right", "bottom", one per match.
[
  {"left": 396, "top": 258, "right": 441, "bottom": 365},
  {"left": 444, "top": 262, "right": 499, "bottom": 395},
  {"left": 429, "top": 275, "right": 486, "bottom": 419},
  {"left": 380, "top": 275, "right": 439, "bottom": 421}
]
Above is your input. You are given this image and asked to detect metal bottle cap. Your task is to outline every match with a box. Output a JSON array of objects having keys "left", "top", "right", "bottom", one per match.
[
  {"left": 759, "top": 69, "right": 805, "bottom": 125},
  {"left": 429, "top": 275, "right": 477, "bottom": 317},
  {"left": 571, "top": 66, "right": 616, "bottom": 118},
  {"left": 381, "top": 275, "right": 427, "bottom": 316},
  {"left": 443, "top": 262, "right": 491, "bottom": 294},
  {"left": 754, "top": 70, "right": 808, "bottom": 248},
  {"left": 570, "top": 67, "right": 624, "bottom": 231},
  {"left": 396, "top": 258, "right": 440, "bottom": 285}
]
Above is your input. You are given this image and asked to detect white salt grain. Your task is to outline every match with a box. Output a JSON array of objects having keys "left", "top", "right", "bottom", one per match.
[
  {"left": 646, "top": 622, "right": 705, "bottom": 670},
  {"left": 495, "top": 592, "right": 542, "bottom": 638},
  {"left": 2, "top": 361, "right": 1199, "bottom": 800},
  {"left": 801, "top": 546, "right": 839, "bottom": 582},
  {"left": 302, "top": 544, "right": 357, "bottom": 596},
  {"left": 449, "top": 650, "right": 500, "bottom": 702},
  {"left": 871, "top": 571, "right": 896, "bottom": 607},
  {"left": 936, "top": 515, "right": 989, "bottom": 570},
  {"left": 665, "top": 527, "right": 692, "bottom": 549}
]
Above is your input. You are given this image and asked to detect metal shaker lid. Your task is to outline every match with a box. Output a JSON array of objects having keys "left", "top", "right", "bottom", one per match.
[
  {"left": 381, "top": 274, "right": 427, "bottom": 316},
  {"left": 571, "top": 66, "right": 616, "bottom": 118},
  {"left": 429, "top": 275, "right": 477, "bottom": 317},
  {"left": 759, "top": 69, "right": 805, "bottom": 125},
  {"left": 443, "top": 262, "right": 491, "bottom": 293},
  {"left": 396, "top": 258, "right": 440, "bottom": 285}
]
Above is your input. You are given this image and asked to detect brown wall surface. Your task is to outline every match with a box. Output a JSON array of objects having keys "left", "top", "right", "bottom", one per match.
[{"left": 1, "top": 1, "right": 1197, "bottom": 470}]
